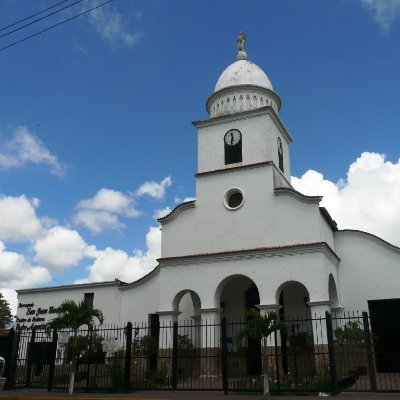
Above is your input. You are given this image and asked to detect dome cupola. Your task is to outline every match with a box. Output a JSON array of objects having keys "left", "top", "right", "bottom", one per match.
[{"left": 207, "top": 33, "right": 281, "bottom": 118}]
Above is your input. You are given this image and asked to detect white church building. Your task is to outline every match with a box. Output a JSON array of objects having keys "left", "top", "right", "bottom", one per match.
[{"left": 16, "top": 35, "right": 400, "bottom": 335}]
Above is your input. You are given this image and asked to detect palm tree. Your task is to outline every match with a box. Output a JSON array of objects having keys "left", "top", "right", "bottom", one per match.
[
  {"left": 47, "top": 299, "right": 103, "bottom": 395},
  {"left": 238, "top": 309, "right": 287, "bottom": 398}
]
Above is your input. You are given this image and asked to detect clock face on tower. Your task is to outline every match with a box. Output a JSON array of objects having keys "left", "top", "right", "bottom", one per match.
[{"left": 224, "top": 129, "right": 241, "bottom": 146}]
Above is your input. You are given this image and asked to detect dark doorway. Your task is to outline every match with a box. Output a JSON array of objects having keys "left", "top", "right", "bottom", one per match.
[
  {"left": 244, "top": 284, "right": 262, "bottom": 375},
  {"left": 279, "top": 291, "right": 289, "bottom": 375},
  {"left": 368, "top": 299, "right": 400, "bottom": 372},
  {"left": 148, "top": 314, "right": 160, "bottom": 370}
]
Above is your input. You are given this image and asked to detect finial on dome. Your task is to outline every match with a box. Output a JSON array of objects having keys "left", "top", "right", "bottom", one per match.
[{"left": 237, "top": 32, "right": 247, "bottom": 60}]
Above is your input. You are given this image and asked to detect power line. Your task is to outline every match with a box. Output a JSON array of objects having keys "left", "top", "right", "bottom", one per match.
[
  {"left": 0, "top": 0, "right": 87, "bottom": 40},
  {"left": 0, "top": 0, "right": 114, "bottom": 53},
  {"left": 0, "top": 0, "right": 71, "bottom": 33}
]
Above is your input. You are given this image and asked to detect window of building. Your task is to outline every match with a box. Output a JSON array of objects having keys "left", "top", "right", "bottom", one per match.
[
  {"left": 277, "top": 137, "right": 284, "bottom": 172},
  {"left": 224, "top": 188, "right": 244, "bottom": 210},
  {"left": 84, "top": 292, "right": 94, "bottom": 309},
  {"left": 224, "top": 129, "right": 242, "bottom": 165}
]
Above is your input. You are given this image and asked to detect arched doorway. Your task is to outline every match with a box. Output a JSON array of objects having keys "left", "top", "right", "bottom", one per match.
[
  {"left": 172, "top": 290, "right": 201, "bottom": 347},
  {"left": 276, "top": 281, "right": 313, "bottom": 376},
  {"left": 216, "top": 275, "right": 262, "bottom": 375}
]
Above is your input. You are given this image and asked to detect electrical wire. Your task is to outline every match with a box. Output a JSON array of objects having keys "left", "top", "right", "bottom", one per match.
[
  {"left": 0, "top": 0, "right": 71, "bottom": 33},
  {"left": 0, "top": 0, "right": 114, "bottom": 52},
  {"left": 0, "top": 0, "right": 87, "bottom": 40}
]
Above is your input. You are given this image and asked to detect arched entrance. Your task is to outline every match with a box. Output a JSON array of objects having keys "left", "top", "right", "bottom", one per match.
[
  {"left": 172, "top": 290, "right": 201, "bottom": 347},
  {"left": 276, "top": 281, "right": 313, "bottom": 376},
  {"left": 216, "top": 275, "right": 262, "bottom": 375}
]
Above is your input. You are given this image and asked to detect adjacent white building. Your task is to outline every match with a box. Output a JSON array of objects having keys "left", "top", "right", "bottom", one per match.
[{"left": 16, "top": 36, "right": 400, "bottom": 336}]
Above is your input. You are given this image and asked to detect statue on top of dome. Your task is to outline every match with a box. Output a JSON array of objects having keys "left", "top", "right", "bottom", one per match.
[{"left": 237, "top": 32, "right": 247, "bottom": 60}]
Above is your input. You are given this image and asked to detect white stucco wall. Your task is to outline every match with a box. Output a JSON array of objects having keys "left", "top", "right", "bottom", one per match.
[
  {"left": 158, "top": 249, "right": 338, "bottom": 314},
  {"left": 334, "top": 230, "right": 400, "bottom": 311},
  {"left": 16, "top": 282, "right": 122, "bottom": 328},
  {"left": 161, "top": 165, "right": 334, "bottom": 258},
  {"left": 119, "top": 268, "right": 160, "bottom": 324}
]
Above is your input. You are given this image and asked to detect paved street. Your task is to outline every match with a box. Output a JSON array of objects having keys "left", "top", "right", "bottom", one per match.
[{"left": 0, "top": 390, "right": 400, "bottom": 400}]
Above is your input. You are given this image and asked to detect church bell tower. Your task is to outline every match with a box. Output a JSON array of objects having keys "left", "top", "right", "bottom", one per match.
[{"left": 194, "top": 32, "right": 292, "bottom": 182}]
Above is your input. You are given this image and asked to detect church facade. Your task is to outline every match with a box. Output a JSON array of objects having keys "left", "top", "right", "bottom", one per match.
[{"left": 16, "top": 36, "right": 400, "bottom": 336}]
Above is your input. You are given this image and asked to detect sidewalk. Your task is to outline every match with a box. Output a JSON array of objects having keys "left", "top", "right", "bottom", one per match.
[{"left": 0, "top": 390, "right": 400, "bottom": 400}]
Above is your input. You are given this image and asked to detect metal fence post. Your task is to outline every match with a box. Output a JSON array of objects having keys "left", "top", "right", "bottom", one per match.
[
  {"left": 362, "top": 312, "right": 377, "bottom": 392},
  {"left": 274, "top": 329, "right": 280, "bottom": 393},
  {"left": 4, "top": 328, "right": 17, "bottom": 390},
  {"left": 325, "top": 311, "right": 338, "bottom": 394},
  {"left": 25, "top": 327, "right": 36, "bottom": 388},
  {"left": 221, "top": 317, "right": 228, "bottom": 395},
  {"left": 172, "top": 322, "right": 178, "bottom": 391},
  {"left": 85, "top": 326, "right": 93, "bottom": 390},
  {"left": 124, "top": 322, "right": 133, "bottom": 392},
  {"left": 47, "top": 329, "right": 58, "bottom": 391}
]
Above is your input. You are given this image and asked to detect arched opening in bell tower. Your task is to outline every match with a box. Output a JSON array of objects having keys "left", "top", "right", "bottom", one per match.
[{"left": 224, "top": 129, "right": 242, "bottom": 165}]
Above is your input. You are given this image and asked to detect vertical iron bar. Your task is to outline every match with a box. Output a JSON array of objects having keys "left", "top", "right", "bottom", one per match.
[
  {"left": 274, "top": 329, "right": 280, "bottom": 393},
  {"left": 221, "top": 317, "right": 228, "bottom": 394},
  {"left": 47, "top": 329, "right": 58, "bottom": 392},
  {"left": 172, "top": 322, "right": 178, "bottom": 390},
  {"left": 85, "top": 326, "right": 93, "bottom": 390},
  {"left": 124, "top": 322, "right": 133, "bottom": 392},
  {"left": 325, "top": 312, "right": 338, "bottom": 394},
  {"left": 362, "top": 311, "right": 377, "bottom": 392},
  {"left": 4, "top": 329, "right": 16, "bottom": 389},
  {"left": 25, "top": 327, "right": 35, "bottom": 388}
]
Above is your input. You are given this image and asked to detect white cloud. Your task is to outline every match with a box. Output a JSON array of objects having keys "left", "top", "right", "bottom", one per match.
[
  {"left": 0, "top": 241, "right": 51, "bottom": 290},
  {"left": 360, "top": 0, "right": 400, "bottom": 30},
  {"left": 136, "top": 176, "right": 172, "bottom": 200},
  {"left": 153, "top": 207, "right": 172, "bottom": 219},
  {"left": 174, "top": 196, "right": 195, "bottom": 204},
  {"left": 292, "top": 152, "right": 400, "bottom": 246},
  {"left": 78, "top": 188, "right": 139, "bottom": 216},
  {"left": 78, "top": 226, "right": 161, "bottom": 283},
  {"left": 75, "top": 210, "right": 124, "bottom": 234},
  {"left": 75, "top": 188, "right": 140, "bottom": 233},
  {"left": 88, "top": 3, "right": 143, "bottom": 48},
  {"left": 0, "top": 195, "right": 43, "bottom": 242},
  {"left": 34, "top": 227, "right": 87, "bottom": 273},
  {"left": 0, "top": 126, "right": 66, "bottom": 176}
]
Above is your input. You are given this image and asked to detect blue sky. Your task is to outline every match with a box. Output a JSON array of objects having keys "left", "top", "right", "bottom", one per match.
[{"left": 1, "top": 0, "right": 400, "bottom": 312}]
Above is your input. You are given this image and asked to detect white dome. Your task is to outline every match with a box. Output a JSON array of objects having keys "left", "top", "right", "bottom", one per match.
[{"left": 214, "top": 60, "right": 273, "bottom": 93}]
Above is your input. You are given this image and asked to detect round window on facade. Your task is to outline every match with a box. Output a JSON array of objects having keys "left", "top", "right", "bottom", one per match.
[{"left": 224, "top": 188, "right": 244, "bottom": 210}]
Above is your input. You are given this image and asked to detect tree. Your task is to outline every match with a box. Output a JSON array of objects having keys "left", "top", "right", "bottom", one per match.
[
  {"left": 47, "top": 299, "right": 103, "bottom": 395},
  {"left": 238, "top": 309, "right": 287, "bottom": 398},
  {"left": 0, "top": 293, "right": 12, "bottom": 328}
]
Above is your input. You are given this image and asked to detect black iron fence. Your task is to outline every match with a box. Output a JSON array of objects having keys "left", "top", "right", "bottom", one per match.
[{"left": 2, "top": 311, "right": 400, "bottom": 393}]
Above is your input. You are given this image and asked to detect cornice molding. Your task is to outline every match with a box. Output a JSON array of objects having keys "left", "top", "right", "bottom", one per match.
[
  {"left": 335, "top": 229, "right": 400, "bottom": 254},
  {"left": 157, "top": 200, "right": 196, "bottom": 225},
  {"left": 196, "top": 161, "right": 272, "bottom": 178},
  {"left": 158, "top": 241, "right": 340, "bottom": 266},
  {"left": 192, "top": 106, "right": 293, "bottom": 144},
  {"left": 118, "top": 266, "right": 160, "bottom": 290},
  {"left": 274, "top": 187, "right": 322, "bottom": 204},
  {"left": 320, "top": 207, "right": 338, "bottom": 231},
  {"left": 17, "top": 279, "right": 124, "bottom": 294}
]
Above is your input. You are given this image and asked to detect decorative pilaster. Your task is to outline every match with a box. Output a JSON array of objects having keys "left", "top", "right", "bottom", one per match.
[
  {"left": 307, "top": 301, "right": 332, "bottom": 345},
  {"left": 200, "top": 308, "right": 223, "bottom": 378},
  {"left": 256, "top": 304, "right": 283, "bottom": 346}
]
